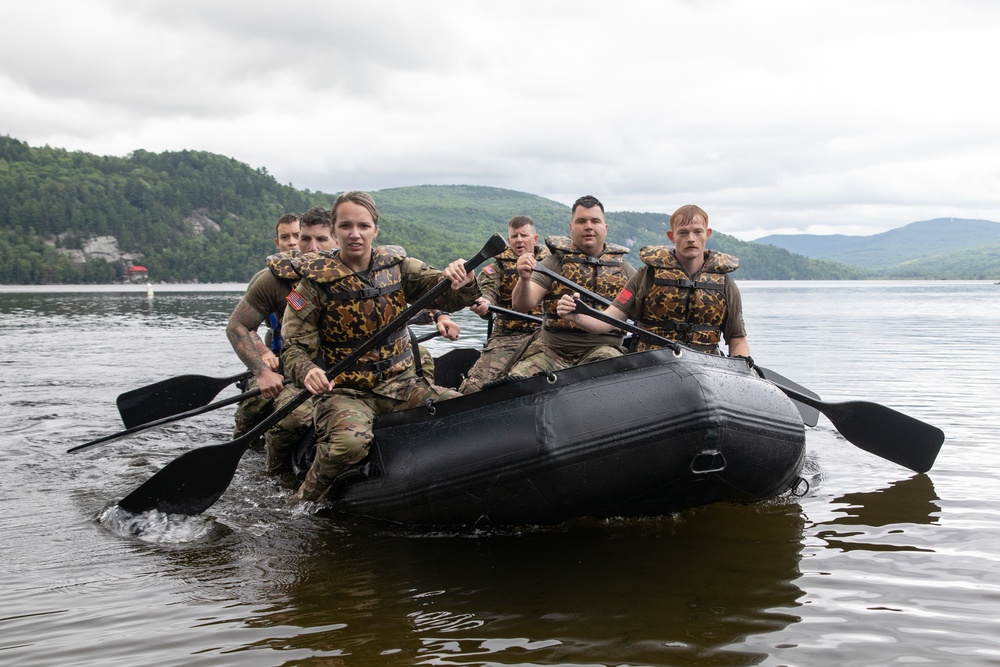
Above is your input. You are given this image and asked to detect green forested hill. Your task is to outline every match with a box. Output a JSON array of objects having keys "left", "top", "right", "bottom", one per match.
[
  {"left": 1, "top": 136, "right": 870, "bottom": 283},
  {"left": 0, "top": 136, "right": 331, "bottom": 282}
]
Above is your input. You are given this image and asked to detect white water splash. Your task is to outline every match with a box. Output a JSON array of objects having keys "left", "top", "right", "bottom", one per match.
[{"left": 100, "top": 504, "right": 226, "bottom": 544}]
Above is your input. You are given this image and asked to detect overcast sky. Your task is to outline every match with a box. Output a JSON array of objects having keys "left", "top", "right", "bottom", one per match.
[{"left": 3, "top": 1, "right": 998, "bottom": 240}]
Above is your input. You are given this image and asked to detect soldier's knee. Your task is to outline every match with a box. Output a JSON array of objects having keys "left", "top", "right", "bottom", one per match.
[{"left": 318, "top": 430, "right": 372, "bottom": 466}]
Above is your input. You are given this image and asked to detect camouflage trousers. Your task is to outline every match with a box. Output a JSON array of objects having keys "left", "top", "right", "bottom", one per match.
[
  {"left": 507, "top": 339, "right": 625, "bottom": 377},
  {"left": 232, "top": 376, "right": 272, "bottom": 449},
  {"left": 296, "top": 369, "right": 461, "bottom": 503},
  {"left": 264, "top": 383, "right": 315, "bottom": 475},
  {"left": 232, "top": 376, "right": 314, "bottom": 474},
  {"left": 416, "top": 344, "right": 435, "bottom": 380},
  {"left": 458, "top": 332, "right": 533, "bottom": 394}
]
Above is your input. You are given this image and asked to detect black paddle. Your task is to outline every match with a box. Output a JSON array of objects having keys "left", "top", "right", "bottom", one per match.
[
  {"left": 487, "top": 304, "right": 543, "bottom": 324},
  {"left": 568, "top": 296, "right": 944, "bottom": 473},
  {"left": 532, "top": 263, "right": 822, "bottom": 426},
  {"left": 117, "top": 325, "right": 447, "bottom": 429},
  {"left": 117, "top": 371, "right": 253, "bottom": 428},
  {"left": 114, "top": 234, "right": 507, "bottom": 515},
  {"left": 72, "top": 330, "right": 445, "bottom": 453}
]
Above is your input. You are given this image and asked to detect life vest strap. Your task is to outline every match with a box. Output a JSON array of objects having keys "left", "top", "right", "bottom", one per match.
[
  {"left": 651, "top": 277, "right": 724, "bottom": 291},
  {"left": 324, "top": 283, "right": 403, "bottom": 301}
]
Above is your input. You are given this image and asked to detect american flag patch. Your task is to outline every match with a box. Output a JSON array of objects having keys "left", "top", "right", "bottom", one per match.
[
  {"left": 483, "top": 265, "right": 496, "bottom": 274},
  {"left": 286, "top": 289, "right": 307, "bottom": 310},
  {"left": 614, "top": 288, "right": 633, "bottom": 304}
]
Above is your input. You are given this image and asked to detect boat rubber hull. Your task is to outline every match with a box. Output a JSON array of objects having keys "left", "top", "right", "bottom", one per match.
[{"left": 307, "top": 347, "right": 806, "bottom": 527}]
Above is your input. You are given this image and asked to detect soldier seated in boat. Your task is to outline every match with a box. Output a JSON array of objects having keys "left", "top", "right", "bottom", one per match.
[
  {"left": 227, "top": 207, "right": 338, "bottom": 474},
  {"left": 459, "top": 215, "right": 549, "bottom": 393},
  {"left": 228, "top": 212, "right": 301, "bottom": 450},
  {"left": 556, "top": 204, "right": 750, "bottom": 357},
  {"left": 506, "top": 195, "right": 636, "bottom": 375},
  {"left": 281, "top": 190, "right": 481, "bottom": 504}
]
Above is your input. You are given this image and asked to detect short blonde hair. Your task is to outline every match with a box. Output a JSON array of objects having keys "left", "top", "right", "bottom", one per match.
[{"left": 669, "top": 204, "right": 708, "bottom": 231}]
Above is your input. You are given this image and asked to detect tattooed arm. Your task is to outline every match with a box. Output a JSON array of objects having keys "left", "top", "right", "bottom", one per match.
[{"left": 226, "top": 286, "right": 286, "bottom": 400}]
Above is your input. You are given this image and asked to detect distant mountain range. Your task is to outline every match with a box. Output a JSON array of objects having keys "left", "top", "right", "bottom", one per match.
[{"left": 755, "top": 219, "right": 1000, "bottom": 278}]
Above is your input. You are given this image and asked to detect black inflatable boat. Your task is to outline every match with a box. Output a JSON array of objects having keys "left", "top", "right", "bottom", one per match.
[{"left": 295, "top": 346, "right": 807, "bottom": 527}]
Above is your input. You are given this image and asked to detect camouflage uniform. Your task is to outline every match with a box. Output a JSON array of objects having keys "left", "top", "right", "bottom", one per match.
[
  {"left": 614, "top": 247, "right": 746, "bottom": 354},
  {"left": 508, "top": 236, "right": 635, "bottom": 377},
  {"left": 263, "top": 383, "right": 316, "bottom": 474},
  {"left": 459, "top": 244, "right": 548, "bottom": 393},
  {"left": 281, "top": 245, "right": 480, "bottom": 502},
  {"left": 232, "top": 375, "right": 272, "bottom": 448},
  {"left": 232, "top": 253, "right": 317, "bottom": 472}
]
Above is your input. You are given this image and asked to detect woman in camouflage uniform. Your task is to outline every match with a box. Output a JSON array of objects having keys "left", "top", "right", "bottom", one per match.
[{"left": 280, "top": 191, "right": 480, "bottom": 504}]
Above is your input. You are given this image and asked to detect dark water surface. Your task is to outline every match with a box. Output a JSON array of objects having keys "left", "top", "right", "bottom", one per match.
[{"left": 1, "top": 281, "right": 997, "bottom": 666}]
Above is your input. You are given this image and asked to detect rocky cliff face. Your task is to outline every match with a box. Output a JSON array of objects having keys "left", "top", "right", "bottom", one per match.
[
  {"left": 185, "top": 211, "right": 221, "bottom": 235},
  {"left": 46, "top": 235, "right": 143, "bottom": 265}
]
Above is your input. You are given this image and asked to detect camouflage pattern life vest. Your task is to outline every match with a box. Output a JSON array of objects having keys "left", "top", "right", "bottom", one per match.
[
  {"left": 295, "top": 245, "right": 412, "bottom": 390},
  {"left": 490, "top": 244, "right": 549, "bottom": 335},
  {"left": 263, "top": 250, "right": 304, "bottom": 352},
  {"left": 266, "top": 250, "right": 303, "bottom": 284},
  {"left": 636, "top": 246, "right": 739, "bottom": 352},
  {"left": 542, "top": 236, "right": 631, "bottom": 334}
]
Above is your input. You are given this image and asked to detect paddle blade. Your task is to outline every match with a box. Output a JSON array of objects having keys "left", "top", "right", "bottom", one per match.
[
  {"left": 116, "top": 438, "right": 251, "bottom": 515},
  {"left": 813, "top": 398, "right": 944, "bottom": 473},
  {"left": 117, "top": 373, "right": 248, "bottom": 428}
]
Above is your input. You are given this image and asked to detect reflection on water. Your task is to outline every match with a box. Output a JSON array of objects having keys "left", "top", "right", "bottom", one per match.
[
  {"left": 208, "top": 502, "right": 807, "bottom": 666},
  {"left": 814, "top": 475, "right": 941, "bottom": 553}
]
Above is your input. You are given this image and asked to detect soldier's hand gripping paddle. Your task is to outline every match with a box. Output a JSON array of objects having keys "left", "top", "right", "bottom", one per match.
[{"left": 114, "top": 234, "right": 508, "bottom": 516}]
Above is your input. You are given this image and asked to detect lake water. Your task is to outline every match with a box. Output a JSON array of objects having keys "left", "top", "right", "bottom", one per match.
[{"left": 0, "top": 280, "right": 998, "bottom": 666}]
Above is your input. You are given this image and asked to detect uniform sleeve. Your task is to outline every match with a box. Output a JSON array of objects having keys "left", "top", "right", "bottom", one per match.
[
  {"left": 612, "top": 267, "right": 647, "bottom": 320},
  {"left": 241, "top": 269, "right": 276, "bottom": 321},
  {"left": 400, "top": 257, "right": 481, "bottom": 312},
  {"left": 279, "top": 277, "right": 323, "bottom": 387},
  {"left": 723, "top": 275, "right": 747, "bottom": 341},
  {"left": 477, "top": 262, "right": 502, "bottom": 305}
]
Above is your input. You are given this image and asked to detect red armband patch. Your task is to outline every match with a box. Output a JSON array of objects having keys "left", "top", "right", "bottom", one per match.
[
  {"left": 614, "top": 288, "right": 633, "bottom": 304},
  {"left": 286, "top": 289, "right": 307, "bottom": 311}
]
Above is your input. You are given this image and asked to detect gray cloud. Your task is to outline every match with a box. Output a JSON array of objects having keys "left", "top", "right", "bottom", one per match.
[{"left": 3, "top": 0, "right": 999, "bottom": 240}]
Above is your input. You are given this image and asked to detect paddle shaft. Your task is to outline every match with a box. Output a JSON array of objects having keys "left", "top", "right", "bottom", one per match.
[
  {"left": 532, "top": 263, "right": 615, "bottom": 309},
  {"left": 532, "top": 263, "right": 682, "bottom": 351},
  {"left": 73, "top": 327, "right": 445, "bottom": 452},
  {"left": 116, "top": 370, "right": 253, "bottom": 428},
  {"left": 71, "top": 384, "right": 272, "bottom": 452},
  {"left": 115, "top": 234, "right": 507, "bottom": 514},
  {"left": 487, "top": 304, "right": 543, "bottom": 324}
]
